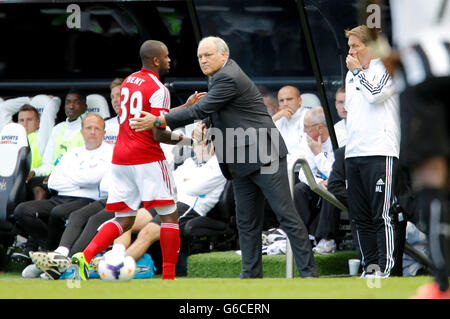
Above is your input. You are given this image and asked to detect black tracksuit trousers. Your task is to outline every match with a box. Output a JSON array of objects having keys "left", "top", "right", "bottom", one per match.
[{"left": 346, "top": 156, "right": 398, "bottom": 275}]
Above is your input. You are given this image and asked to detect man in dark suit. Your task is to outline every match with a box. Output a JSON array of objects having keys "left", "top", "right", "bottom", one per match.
[{"left": 131, "top": 36, "right": 317, "bottom": 278}]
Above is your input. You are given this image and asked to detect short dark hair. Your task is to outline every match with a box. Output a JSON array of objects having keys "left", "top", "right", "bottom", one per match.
[
  {"left": 66, "top": 88, "right": 87, "bottom": 104},
  {"left": 18, "top": 104, "right": 40, "bottom": 119},
  {"left": 140, "top": 40, "right": 166, "bottom": 66}
]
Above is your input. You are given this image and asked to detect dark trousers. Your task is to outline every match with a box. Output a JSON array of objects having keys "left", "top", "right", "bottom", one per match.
[
  {"left": 346, "top": 156, "right": 398, "bottom": 275},
  {"left": 231, "top": 157, "right": 318, "bottom": 278},
  {"left": 56, "top": 199, "right": 113, "bottom": 256},
  {"left": 416, "top": 188, "right": 450, "bottom": 291},
  {"left": 152, "top": 202, "right": 200, "bottom": 254},
  {"left": 293, "top": 182, "right": 340, "bottom": 240},
  {"left": 13, "top": 195, "right": 94, "bottom": 251}
]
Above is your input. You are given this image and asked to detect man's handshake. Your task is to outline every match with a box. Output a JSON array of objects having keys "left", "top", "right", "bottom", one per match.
[{"left": 130, "top": 111, "right": 158, "bottom": 132}]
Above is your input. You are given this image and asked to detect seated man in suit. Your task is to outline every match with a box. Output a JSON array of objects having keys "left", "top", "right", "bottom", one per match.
[
  {"left": 293, "top": 106, "right": 339, "bottom": 254},
  {"left": 13, "top": 113, "right": 113, "bottom": 266}
]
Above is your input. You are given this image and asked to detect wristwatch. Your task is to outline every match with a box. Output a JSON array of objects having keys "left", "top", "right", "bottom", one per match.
[
  {"left": 352, "top": 67, "right": 362, "bottom": 76},
  {"left": 154, "top": 116, "right": 161, "bottom": 128}
]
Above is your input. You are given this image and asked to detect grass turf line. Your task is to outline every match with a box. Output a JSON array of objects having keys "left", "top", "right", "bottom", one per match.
[{"left": 0, "top": 273, "right": 431, "bottom": 299}]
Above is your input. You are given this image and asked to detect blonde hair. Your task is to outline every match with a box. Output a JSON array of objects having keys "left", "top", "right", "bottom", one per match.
[
  {"left": 345, "top": 25, "right": 378, "bottom": 44},
  {"left": 109, "top": 78, "right": 124, "bottom": 90}
]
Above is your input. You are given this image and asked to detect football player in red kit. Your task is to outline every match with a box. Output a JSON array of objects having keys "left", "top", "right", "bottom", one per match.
[{"left": 71, "top": 40, "right": 203, "bottom": 280}]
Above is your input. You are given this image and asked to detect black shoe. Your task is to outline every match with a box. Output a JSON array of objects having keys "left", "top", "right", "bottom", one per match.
[
  {"left": 11, "top": 249, "right": 32, "bottom": 262},
  {"left": 42, "top": 266, "right": 63, "bottom": 280}
]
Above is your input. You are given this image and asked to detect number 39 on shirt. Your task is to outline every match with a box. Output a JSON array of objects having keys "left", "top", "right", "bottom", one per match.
[{"left": 119, "top": 87, "right": 143, "bottom": 125}]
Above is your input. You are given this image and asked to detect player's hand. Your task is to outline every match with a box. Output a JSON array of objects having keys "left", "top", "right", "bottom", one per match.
[
  {"left": 273, "top": 108, "right": 293, "bottom": 121},
  {"left": 346, "top": 55, "right": 361, "bottom": 72},
  {"left": 307, "top": 134, "right": 322, "bottom": 155},
  {"left": 186, "top": 91, "right": 207, "bottom": 106},
  {"left": 25, "top": 171, "right": 35, "bottom": 183},
  {"left": 319, "top": 179, "right": 328, "bottom": 189},
  {"left": 192, "top": 122, "right": 207, "bottom": 142},
  {"left": 282, "top": 108, "right": 294, "bottom": 120},
  {"left": 130, "top": 111, "right": 156, "bottom": 132}
]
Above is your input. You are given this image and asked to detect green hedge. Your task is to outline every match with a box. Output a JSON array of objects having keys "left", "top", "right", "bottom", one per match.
[{"left": 187, "top": 250, "right": 360, "bottom": 278}]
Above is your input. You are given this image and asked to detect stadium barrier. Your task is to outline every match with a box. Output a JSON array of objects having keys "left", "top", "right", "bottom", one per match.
[{"left": 286, "top": 155, "right": 435, "bottom": 278}]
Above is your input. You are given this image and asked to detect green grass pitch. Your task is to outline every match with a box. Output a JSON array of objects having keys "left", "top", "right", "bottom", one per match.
[{"left": 0, "top": 272, "right": 431, "bottom": 299}]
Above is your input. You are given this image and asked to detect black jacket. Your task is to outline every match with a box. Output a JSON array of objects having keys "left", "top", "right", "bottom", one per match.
[{"left": 165, "top": 59, "right": 288, "bottom": 179}]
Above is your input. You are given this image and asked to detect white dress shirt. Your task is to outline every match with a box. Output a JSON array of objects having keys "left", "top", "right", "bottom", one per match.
[
  {"left": 33, "top": 116, "right": 84, "bottom": 176},
  {"left": 297, "top": 136, "right": 335, "bottom": 186},
  {"left": 274, "top": 106, "right": 310, "bottom": 155},
  {"left": 173, "top": 155, "right": 227, "bottom": 216},
  {"left": 334, "top": 119, "right": 347, "bottom": 148}
]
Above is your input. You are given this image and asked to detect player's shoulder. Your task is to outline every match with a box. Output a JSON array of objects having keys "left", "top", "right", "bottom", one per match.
[
  {"left": 124, "top": 70, "right": 142, "bottom": 81},
  {"left": 122, "top": 71, "right": 161, "bottom": 97},
  {"left": 369, "top": 58, "right": 388, "bottom": 73},
  {"left": 344, "top": 70, "right": 352, "bottom": 82}
]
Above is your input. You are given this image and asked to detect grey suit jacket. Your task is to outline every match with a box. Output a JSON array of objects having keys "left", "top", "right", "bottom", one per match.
[{"left": 165, "top": 59, "right": 288, "bottom": 179}]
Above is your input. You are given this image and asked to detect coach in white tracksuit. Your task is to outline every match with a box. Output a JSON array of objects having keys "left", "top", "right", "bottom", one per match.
[{"left": 344, "top": 25, "right": 400, "bottom": 278}]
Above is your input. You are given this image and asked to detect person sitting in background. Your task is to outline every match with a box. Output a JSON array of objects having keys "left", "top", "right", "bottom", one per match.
[
  {"left": 25, "top": 170, "right": 133, "bottom": 279},
  {"left": 27, "top": 154, "right": 155, "bottom": 280},
  {"left": 327, "top": 146, "right": 347, "bottom": 208},
  {"left": 272, "top": 85, "right": 308, "bottom": 156},
  {"left": 293, "top": 106, "right": 338, "bottom": 254},
  {"left": 327, "top": 145, "right": 359, "bottom": 254},
  {"left": 333, "top": 86, "right": 347, "bottom": 147},
  {"left": 263, "top": 92, "right": 279, "bottom": 117},
  {"left": 25, "top": 77, "right": 176, "bottom": 279},
  {"left": 103, "top": 78, "right": 123, "bottom": 146},
  {"left": 257, "top": 85, "right": 279, "bottom": 116},
  {"left": 27, "top": 80, "right": 125, "bottom": 278},
  {"left": 113, "top": 122, "right": 227, "bottom": 274},
  {"left": 13, "top": 113, "right": 112, "bottom": 269},
  {"left": 29, "top": 122, "right": 227, "bottom": 279},
  {"left": 17, "top": 101, "right": 61, "bottom": 199},
  {"left": 0, "top": 96, "right": 34, "bottom": 132},
  {"left": 26, "top": 89, "right": 87, "bottom": 200},
  {"left": 17, "top": 101, "right": 60, "bottom": 172}
]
